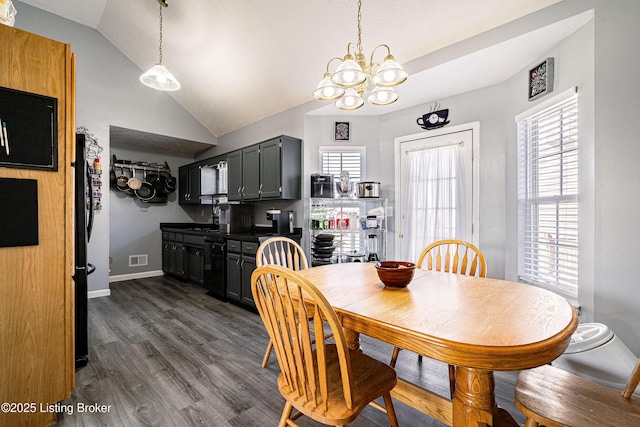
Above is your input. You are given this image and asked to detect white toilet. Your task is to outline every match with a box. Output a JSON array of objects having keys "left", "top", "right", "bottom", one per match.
[{"left": 552, "top": 323, "right": 639, "bottom": 396}]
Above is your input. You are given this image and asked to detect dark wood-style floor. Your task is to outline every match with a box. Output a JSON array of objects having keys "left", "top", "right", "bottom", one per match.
[{"left": 55, "top": 275, "right": 526, "bottom": 426}]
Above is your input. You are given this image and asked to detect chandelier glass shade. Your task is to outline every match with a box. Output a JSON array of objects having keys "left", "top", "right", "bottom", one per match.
[
  {"left": 313, "top": 0, "right": 407, "bottom": 110},
  {"left": 140, "top": 0, "right": 180, "bottom": 91}
]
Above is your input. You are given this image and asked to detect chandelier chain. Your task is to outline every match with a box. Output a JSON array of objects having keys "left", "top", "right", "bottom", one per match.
[
  {"left": 158, "top": 2, "right": 163, "bottom": 64},
  {"left": 356, "top": 0, "right": 363, "bottom": 54}
]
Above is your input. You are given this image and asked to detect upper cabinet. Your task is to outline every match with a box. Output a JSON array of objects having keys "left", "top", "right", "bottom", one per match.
[
  {"left": 178, "top": 163, "right": 202, "bottom": 205},
  {"left": 241, "top": 144, "right": 261, "bottom": 200},
  {"left": 181, "top": 135, "right": 301, "bottom": 205},
  {"left": 260, "top": 136, "right": 301, "bottom": 199},
  {"left": 227, "top": 135, "right": 301, "bottom": 202},
  {"left": 179, "top": 155, "right": 228, "bottom": 205},
  {"left": 227, "top": 150, "right": 243, "bottom": 201}
]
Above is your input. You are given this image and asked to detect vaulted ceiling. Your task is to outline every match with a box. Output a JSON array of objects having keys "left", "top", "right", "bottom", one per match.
[{"left": 19, "top": 0, "right": 569, "bottom": 139}]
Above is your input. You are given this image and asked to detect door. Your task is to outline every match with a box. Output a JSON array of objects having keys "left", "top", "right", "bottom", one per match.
[{"left": 395, "top": 123, "right": 478, "bottom": 263}]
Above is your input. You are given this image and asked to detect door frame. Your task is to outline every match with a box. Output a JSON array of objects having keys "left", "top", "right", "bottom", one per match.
[{"left": 393, "top": 121, "right": 480, "bottom": 257}]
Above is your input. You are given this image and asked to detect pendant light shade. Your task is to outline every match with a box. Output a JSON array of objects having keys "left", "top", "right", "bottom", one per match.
[
  {"left": 141, "top": 0, "right": 180, "bottom": 91},
  {"left": 372, "top": 55, "right": 408, "bottom": 87},
  {"left": 140, "top": 64, "right": 181, "bottom": 91},
  {"left": 313, "top": 72, "right": 346, "bottom": 100},
  {"left": 336, "top": 88, "right": 364, "bottom": 110},
  {"left": 331, "top": 56, "right": 367, "bottom": 87},
  {"left": 367, "top": 86, "right": 398, "bottom": 105}
]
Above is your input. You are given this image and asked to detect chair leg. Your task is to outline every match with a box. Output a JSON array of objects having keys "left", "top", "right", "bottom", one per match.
[
  {"left": 383, "top": 392, "right": 399, "bottom": 427},
  {"left": 418, "top": 354, "right": 423, "bottom": 363},
  {"left": 262, "top": 339, "right": 274, "bottom": 368},
  {"left": 390, "top": 346, "right": 401, "bottom": 368},
  {"left": 524, "top": 418, "right": 539, "bottom": 427},
  {"left": 448, "top": 364, "right": 456, "bottom": 398},
  {"left": 278, "top": 402, "right": 294, "bottom": 427}
]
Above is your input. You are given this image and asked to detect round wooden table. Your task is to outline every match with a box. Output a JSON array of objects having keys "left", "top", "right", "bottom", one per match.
[{"left": 296, "top": 262, "right": 578, "bottom": 427}]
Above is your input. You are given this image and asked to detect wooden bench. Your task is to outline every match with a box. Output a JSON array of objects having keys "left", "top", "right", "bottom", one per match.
[{"left": 515, "top": 362, "right": 640, "bottom": 427}]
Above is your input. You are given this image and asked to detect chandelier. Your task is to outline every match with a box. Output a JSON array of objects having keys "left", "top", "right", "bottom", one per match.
[
  {"left": 313, "top": 0, "right": 407, "bottom": 110},
  {"left": 140, "top": 0, "right": 180, "bottom": 91}
]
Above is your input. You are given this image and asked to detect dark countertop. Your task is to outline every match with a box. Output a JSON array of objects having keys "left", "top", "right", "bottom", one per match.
[{"left": 160, "top": 222, "right": 302, "bottom": 243}]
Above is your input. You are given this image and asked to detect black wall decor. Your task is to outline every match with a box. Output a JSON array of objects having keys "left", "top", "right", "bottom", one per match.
[
  {"left": 0, "top": 178, "right": 39, "bottom": 247},
  {"left": 529, "top": 58, "right": 555, "bottom": 101},
  {"left": 0, "top": 86, "right": 58, "bottom": 171}
]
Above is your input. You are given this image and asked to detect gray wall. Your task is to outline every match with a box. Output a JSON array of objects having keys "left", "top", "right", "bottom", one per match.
[
  {"left": 108, "top": 144, "right": 193, "bottom": 276},
  {"left": 14, "top": 1, "right": 217, "bottom": 291}
]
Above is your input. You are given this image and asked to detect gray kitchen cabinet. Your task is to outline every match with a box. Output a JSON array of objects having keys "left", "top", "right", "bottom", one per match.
[
  {"left": 185, "top": 234, "right": 206, "bottom": 286},
  {"left": 225, "top": 239, "right": 257, "bottom": 309},
  {"left": 240, "top": 241, "right": 258, "bottom": 308},
  {"left": 259, "top": 136, "right": 301, "bottom": 200},
  {"left": 162, "top": 232, "right": 188, "bottom": 280},
  {"left": 242, "top": 145, "right": 261, "bottom": 200},
  {"left": 187, "top": 246, "right": 204, "bottom": 285},
  {"left": 224, "top": 135, "right": 301, "bottom": 202},
  {"left": 178, "top": 163, "right": 202, "bottom": 205},
  {"left": 227, "top": 150, "right": 243, "bottom": 201},
  {"left": 226, "top": 240, "right": 242, "bottom": 302}
]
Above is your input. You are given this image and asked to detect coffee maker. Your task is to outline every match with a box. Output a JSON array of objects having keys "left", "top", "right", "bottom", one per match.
[{"left": 266, "top": 209, "right": 294, "bottom": 235}]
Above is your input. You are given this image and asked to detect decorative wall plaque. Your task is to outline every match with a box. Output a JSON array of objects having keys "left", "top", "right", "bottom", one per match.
[{"left": 529, "top": 58, "right": 555, "bottom": 101}]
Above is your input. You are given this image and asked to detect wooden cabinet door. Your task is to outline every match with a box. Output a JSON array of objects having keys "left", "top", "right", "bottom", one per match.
[
  {"left": 259, "top": 138, "right": 282, "bottom": 199},
  {"left": 242, "top": 145, "right": 260, "bottom": 200}
]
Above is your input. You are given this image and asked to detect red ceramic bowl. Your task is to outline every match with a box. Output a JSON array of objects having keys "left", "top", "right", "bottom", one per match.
[{"left": 375, "top": 261, "right": 416, "bottom": 288}]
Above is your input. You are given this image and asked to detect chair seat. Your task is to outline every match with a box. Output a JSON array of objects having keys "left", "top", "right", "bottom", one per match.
[
  {"left": 515, "top": 364, "right": 640, "bottom": 427},
  {"left": 277, "top": 344, "right": 397, "bottom": 426}
]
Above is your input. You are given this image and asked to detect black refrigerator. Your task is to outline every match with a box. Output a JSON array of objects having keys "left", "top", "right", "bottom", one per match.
[{"left": 73, "top": 133, "right": 95, "bottom": 368}]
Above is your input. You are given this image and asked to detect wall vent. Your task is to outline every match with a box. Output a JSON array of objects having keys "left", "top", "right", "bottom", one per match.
[{"left": 129, "top": 254, "right": 148, "bottom": 267}]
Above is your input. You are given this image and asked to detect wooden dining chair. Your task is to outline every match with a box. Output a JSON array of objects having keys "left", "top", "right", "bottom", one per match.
[
  {"left": 514, "top": 356, "right": 640, "bottom": 426},
  {"left": 390, "top": 239, "right": 487, "bottom": 398},
  {"left": 251, "top": 265, "right": 399, "bottom": 427},
  {"left": 256, "top": 237, "right": 333, "bottom": 369}
]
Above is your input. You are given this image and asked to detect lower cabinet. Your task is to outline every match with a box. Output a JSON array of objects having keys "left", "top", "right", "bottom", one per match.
[
  {"left": 162, "top": 231, "right": 188, "bottom": 280},
  {"left": 187, "top": 246, "right": 205, "bottom": 285},
  {"left": 226, "top": 239, "right": 258, "bottom": 309}
]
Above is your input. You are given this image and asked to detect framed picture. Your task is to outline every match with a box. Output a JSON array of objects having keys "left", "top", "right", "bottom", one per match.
[
  {"left": 0, "top": 86, "right": 58, "bottom": 171},
  {"left": 334, "top": 121, "right": 350, "bottom": 142},
  {"left": 528, "top": 58, "right": 554, "bottom": 101}
]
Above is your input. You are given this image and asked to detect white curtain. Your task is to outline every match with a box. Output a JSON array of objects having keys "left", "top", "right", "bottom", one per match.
[{"left": 400, "top": 144, "right": 466, "bottom": 262}]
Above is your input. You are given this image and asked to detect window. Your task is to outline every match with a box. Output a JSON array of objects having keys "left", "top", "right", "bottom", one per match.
[
  {"left": 517, "top": 93, "right": 579, "bottom": 298},
  {"left": 318, "top": 146, "right": 366, "bottom": 182},
  {"left": 318, "top": 146, "right": 366, "bottom": 253}
]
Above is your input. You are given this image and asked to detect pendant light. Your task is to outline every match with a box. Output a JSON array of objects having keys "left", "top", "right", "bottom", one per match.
[
  {"left": 140, "top": 0, "right": 180, "bottom": 91},
  {"left": 313, "top": 0, "right": 407, "bottom": 110}
]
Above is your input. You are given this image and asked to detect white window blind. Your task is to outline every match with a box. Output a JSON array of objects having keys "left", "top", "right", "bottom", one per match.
[
  {"left": 517, "top": 94, "right": 579, "bottom": 298},
  {"left": 318, "top": 146, "right": 365, "bottom": 182}
]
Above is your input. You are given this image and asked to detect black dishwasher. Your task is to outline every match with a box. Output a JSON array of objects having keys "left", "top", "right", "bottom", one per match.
[{"left": 205, "top": 235, "right": 226, "bottom": 299}]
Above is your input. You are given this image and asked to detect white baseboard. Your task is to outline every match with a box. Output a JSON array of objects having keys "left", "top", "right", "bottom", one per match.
[
  {"left": 88, "top": 289, "right": 111, "bottom": 299},
  {"left": 108, "top": 270, "right": 165, "bottom": 283}
]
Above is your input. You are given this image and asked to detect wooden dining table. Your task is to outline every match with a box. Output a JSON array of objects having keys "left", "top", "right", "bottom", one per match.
[{"left": 295, "top": 262, "right": 578, "bottom": 427}]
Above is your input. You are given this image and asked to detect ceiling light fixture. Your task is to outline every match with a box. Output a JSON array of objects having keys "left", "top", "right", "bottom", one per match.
[
  {"left": 140, "top": 0, "right": 180, "bottom": 91},
  {"left": 313, "top": 0, "right": 407, "bottom": 110}
]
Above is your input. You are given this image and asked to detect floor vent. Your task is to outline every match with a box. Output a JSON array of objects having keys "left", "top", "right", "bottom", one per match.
[{"left": 129, "top": 254, "right": 148, "bottom": 267}]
